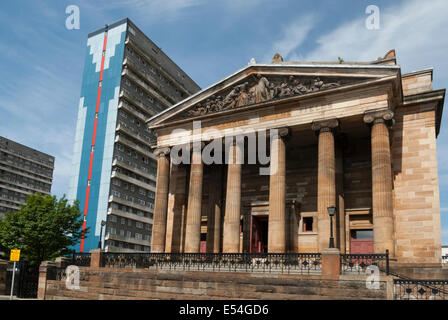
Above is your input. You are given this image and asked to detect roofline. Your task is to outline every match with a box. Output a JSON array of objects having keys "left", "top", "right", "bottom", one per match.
[
  {"left": 87, "top": 18, "right": 129, "bottom": 38},
  {"left": 402, "top": 68, "right": 434, "bottom": 81},
  {"left": 251, "top": 63, "right": 400, "bottom": 69},
  {"left": 402, "top": 88, "right": 445, "bottom": 137},
  {"left": 124, "top": 20, "right": 200, "bottom": 92},
  {"left": 0, "top": 136, "right": 55, "bottom": 159},
  {"left": 146, "top": 64, "right": 250, "bottom": 125},
  {"left": 146, "top": 63, "right": 401, "bottom": 125}
]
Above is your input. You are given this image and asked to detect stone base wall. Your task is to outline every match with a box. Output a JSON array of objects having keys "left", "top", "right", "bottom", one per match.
[
  {"left": 390, "top": 262, "right": 448, "bottom": 279},
  {"left": 42, "top": 267, "right": 389, "bottom": 300}
]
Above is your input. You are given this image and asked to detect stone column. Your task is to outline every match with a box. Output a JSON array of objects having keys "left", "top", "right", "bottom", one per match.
[
  {"left": 164, "top": 163, "right": 177, "bottom": 253},
  {"left": 335, "top": 140, "right": 346, "bottom": 252},
  {"left": 169, "top": 165, "right": 187, "bottom": 253},
  {"left": 151, "top": 147, "right": 171, "bottom": 253},
  {"left": 206, "top": 165, "right": 223, "bottom": 253},
  {"left": 268, "top": 128, "right": 289, "bottom": 253},
  {"left": 364, "top": 109, "right": 395, "bottom": 256},
  {"left": 184, "top": 145, "right": 204, "bottom": 253},
  {"left": 223, "top": 142, "right": 243, "bottom": 253},
  {"left": 312, "top": 119, "right": 339, "bottom": 252},
  {"left": 165, "top": 163, "right": 187, "bottom": 253}
]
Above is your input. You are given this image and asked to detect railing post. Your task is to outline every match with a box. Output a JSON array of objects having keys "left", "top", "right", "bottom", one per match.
[
  {"left": 386, "top": 249, "right": 390, "bottom": 275},
  {"left": 90, "top": 249, "right": 103, "bottom": 268},
  {"left": 321, "top": 248, "right": 340, "bottom": 279},
  {"left": 37, "top": 261, "right": 56, "bottom": 300}
]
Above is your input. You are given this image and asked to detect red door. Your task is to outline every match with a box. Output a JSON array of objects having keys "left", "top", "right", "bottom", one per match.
[
  {"left": 250, "top": 216, "right": 268, "bottom": 253},
  {"left": 251, "top": 217, "right": 261, "bottom": 253},
  {"left": 200, "top": 241, "right": 207, "bottom": 253},
  {"left": 350, "top": 230, "right": 374, "bottom": 254}
]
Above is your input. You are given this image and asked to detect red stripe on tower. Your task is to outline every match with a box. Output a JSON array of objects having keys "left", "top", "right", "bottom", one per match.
[{"left": 80, "top": 30, "right": 108, "bottom": 253}]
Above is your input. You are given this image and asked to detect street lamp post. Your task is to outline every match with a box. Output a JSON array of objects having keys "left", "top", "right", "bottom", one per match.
[
  {"left": 10, "top": 237, "right": 23, "bottom": 300},
  {"left": 327, "top": 206, "right": 336, "bottom": 249},
  {"left": 98, "top": 221, "right": 106, "bottom": 249}
]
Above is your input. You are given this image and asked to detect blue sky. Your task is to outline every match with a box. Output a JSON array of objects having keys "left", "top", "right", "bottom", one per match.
[{"left": 1, "top": 0, "right": 447, "bottom": 243}]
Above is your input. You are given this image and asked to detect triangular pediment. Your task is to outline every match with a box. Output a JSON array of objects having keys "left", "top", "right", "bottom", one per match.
[{"left": 147, "top": 63, "right": 401, "bottom": 128}]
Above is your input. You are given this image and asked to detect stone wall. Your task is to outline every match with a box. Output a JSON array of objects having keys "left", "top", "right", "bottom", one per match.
[
  {"left": 392, "top": 102, "right": 442, "bottom": 263},
  {"left": 390, "top": 263, "right": 448, "bottom": 279},
  {"left": 42, "top": 266, "right": 389, "bottom": 300},
  {"left": 401, "top": 70, "right": 432, "bottom": 96}
]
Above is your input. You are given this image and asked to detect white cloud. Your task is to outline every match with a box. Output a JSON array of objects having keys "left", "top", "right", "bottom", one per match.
[
  {"left": 132, "top": 0, "right": 205, "bottom": 14},
  {"left": 261, "top": 0, "right": 448, "bottom": 242},
  {"left": 264, "top": 15, "right": 315, "bottom": 63},
  {"left": 304, "top": 0, "right": 448, "bottom": 79},
  {"left": 87, "top": 0, "right": 207, "bottom": 22}
]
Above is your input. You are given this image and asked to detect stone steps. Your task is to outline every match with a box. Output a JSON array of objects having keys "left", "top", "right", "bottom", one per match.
[{"left": 44, "top": 269, "right": 387, "bottom": 300}]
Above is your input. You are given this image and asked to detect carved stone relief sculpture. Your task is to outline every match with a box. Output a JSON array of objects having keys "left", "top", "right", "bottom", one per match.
[{"left": 185, "top": 74, "right": 343, "bottom": 118}]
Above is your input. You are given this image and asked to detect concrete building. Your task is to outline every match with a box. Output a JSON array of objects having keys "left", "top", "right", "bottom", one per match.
[
  {"left": 147, "top": 50, "right": 445, "bottom": 264},
  {"left": 0, "top": 136, "right": 54, "bottom": 216},
  {"left": 68, "top": 18, "right": 200, "bottom": 253}
]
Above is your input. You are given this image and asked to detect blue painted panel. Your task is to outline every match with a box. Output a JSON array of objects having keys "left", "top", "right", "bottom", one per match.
[{"left": 71, "top": 22, "right": 127, "bottom": 252}]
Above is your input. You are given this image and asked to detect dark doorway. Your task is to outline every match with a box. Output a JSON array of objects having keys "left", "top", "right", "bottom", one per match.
[
  {"left": 250, "top": 216, "right": 268, "bottom": 253},
  {"left": 200, "top": 233, "right": 207, "bottom": 253}
]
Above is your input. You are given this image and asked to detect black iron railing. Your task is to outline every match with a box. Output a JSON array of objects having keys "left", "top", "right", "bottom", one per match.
[
  {"left": 340, "top": 251, "right": 389, "bottom": 275},
  {"left": 70, "top": 253, "right": 91, "bottom": 267},
  {"left": 394, "top": 279, "right": 448, "bottom": 300},
  {"left": 46, "top": 266, "right": 66, "bottom": 281},
  {"left": 101, "top": 252, "right": 322, "bottom": 274}
]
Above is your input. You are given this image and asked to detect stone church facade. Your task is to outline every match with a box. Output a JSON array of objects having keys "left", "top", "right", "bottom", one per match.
[{"left": 146, "top": 50, "right": 445, "bottom": 264}]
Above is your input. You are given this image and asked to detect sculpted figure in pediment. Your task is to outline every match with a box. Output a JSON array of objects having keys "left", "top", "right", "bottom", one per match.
[
  {"left": 236, "top": 82, "right": 250, "bottom": 107},
  {"left": 188, "top": 103, "right": 205, "bottom": 116},
  {"left": 250, "top": 74, "right": 271, "bottom": 103},
  {"left": 292, "top": 78, "right": 309, "bottom": 95},
  {"left": 223, "top": 85, "right": 241, "bottom": 109},
  {"left": 215, "top": 95, "right": 224, "bottom": 110},
  {"left": 310, "top": 77, "right": 341, "bottom": 91},
  {"left": 269, "top": 82, "right": 280, "bottom": 99},
  {"left": 320, "top": 80, "right": 341, "bottom": 90},
  {"left": 204, "top": 98, "right": 213, "bottom": 113},
  {"left": 279, "top": 79, "right": 293, "bottom": 97},
  {"left": 311, "top": 77, "right": 324, "bottom": 92},
  {"left": 185, "top": 75, "right": 344, "bottom": 118}
]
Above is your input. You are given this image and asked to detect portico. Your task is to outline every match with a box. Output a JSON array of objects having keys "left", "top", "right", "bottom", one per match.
[{"left": 147, "top": 51, "right": 445, "bottom": 263}]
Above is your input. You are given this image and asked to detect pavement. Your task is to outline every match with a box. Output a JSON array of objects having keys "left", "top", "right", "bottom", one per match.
[{"left": 0, "top": 295, "right": 37, "bottom": 300}]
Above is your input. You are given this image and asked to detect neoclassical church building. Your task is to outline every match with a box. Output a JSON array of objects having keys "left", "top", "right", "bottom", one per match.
[{"left": 146, "top": 50, "right": 445, "bottom": 264}]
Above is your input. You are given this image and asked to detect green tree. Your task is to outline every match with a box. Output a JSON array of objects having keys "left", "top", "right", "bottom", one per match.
[{"left": 0, "top": 193, "right": 88, "bottom": 265}]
